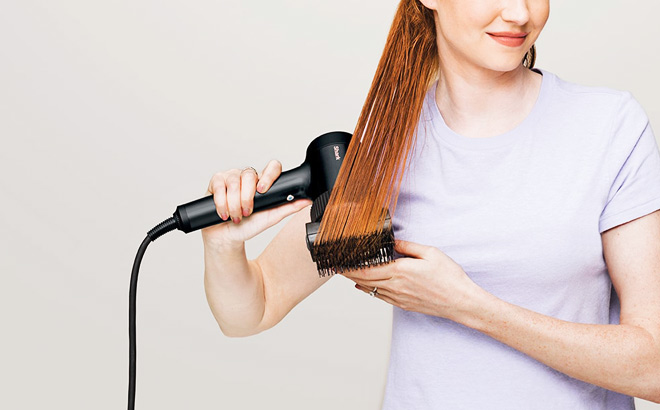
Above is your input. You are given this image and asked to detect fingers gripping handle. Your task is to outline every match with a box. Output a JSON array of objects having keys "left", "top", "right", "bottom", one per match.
[
  {"left": 174, "top": 164, "right": 312, "bottom": 233},
  {"left": 172, "top": 130, "right": 352, "bottom": 234}
]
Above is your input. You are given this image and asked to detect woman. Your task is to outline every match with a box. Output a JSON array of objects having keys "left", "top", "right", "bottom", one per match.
[{"left": 201, "top": 0, "right": 660, "bottom": 408}]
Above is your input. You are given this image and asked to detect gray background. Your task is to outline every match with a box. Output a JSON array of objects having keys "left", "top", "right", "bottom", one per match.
[{"left": 1, "top": 0, "right": 659, "bottom": 409}]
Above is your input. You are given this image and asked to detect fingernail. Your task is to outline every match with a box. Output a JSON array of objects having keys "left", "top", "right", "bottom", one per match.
[
  {"left": 243, "top": 208, "right": 250, "bottom": 217},
  {"left": 256, "top": 184, "right": 264, "bottom": 192},
  {"left": 221, "top": 213, "right": 228, "bottom": 221},
  {"left": 232, "top": 217, "right": 241, "bottom": 224}
]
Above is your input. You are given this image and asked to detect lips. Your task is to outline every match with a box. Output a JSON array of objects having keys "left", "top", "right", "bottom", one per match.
[{"left": 487, "top": 32, "right": 528, "bottom": 47}]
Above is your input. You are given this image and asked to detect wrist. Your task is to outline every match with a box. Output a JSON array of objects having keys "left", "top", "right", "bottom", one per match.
[
  {"left": 202, "top": 232, "right": 246, "bottom": 254},
  {"left": 450, "top": 280, "right": 502, "bottom": 332}
]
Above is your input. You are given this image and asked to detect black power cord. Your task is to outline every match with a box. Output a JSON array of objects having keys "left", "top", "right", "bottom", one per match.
[
  {"left": 129, "top": 217, "right": 178, "bottom": 410},
  {"left": 126, "top": 132, "right": 354, "bottom": 408}
]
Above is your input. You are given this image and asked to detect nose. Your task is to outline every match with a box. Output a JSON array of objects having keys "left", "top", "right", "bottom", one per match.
[{"left": 500, "top": 0, "right": 531, "bottom": 26}]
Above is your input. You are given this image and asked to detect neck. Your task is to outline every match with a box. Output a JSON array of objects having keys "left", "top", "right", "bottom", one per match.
[{"left": 435, "top": 64, "right": 542, "bottom": 139}]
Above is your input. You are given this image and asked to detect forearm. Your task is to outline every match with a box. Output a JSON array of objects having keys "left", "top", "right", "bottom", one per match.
[
  {"left": 458, "top": 288, "right": 660, "bottom": 402},
  {"left": 349, "top": 239, "right": 660, "bottom": 401},
  {"left": 203, "top": 241, "right": 265, "bottom": 337}
]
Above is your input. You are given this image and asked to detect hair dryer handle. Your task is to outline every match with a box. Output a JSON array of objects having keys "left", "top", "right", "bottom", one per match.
[{"left": 174, "top": 164, "right": 312, "bottom": 233}]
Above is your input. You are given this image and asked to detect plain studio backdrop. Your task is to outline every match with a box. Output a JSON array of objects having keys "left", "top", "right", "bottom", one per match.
[{"left": 1, "top": 1, "right": 659, "bottom": 409}]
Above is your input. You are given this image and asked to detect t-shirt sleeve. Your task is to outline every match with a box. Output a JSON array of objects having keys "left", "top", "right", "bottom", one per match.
[{"left": 599, "top": 93, "right": 660, "bottom": 233}]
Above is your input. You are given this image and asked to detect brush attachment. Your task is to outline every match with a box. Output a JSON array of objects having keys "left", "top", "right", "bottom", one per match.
[{"left": 305, "top": 192, "right": 395, "bottom": 277}]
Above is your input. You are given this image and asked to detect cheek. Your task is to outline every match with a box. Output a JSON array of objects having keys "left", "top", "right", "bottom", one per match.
[
  {"left": 437, "top": 11, "right": 488, "bottom": 52},
  {"left": 531, "top": 1, "right": 550, "bottom": 31}
]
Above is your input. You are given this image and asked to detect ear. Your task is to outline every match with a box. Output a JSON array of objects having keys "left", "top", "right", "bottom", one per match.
[{"left": 417, "top": 0, "right": 438, "bottom": 11}]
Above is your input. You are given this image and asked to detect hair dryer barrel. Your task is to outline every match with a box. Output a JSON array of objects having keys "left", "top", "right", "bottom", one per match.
[{"left": 173, "top": 131, "right": 352, "bottom": 233}]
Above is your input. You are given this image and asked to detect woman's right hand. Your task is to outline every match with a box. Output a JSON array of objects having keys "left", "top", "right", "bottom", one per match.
[{"left": 201, "top": 159, "right": 312, "bottom": 248}]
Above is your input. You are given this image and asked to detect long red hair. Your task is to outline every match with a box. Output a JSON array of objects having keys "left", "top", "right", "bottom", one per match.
[{"left": 317, "top": 0, "right": 536, "bottom": 250}]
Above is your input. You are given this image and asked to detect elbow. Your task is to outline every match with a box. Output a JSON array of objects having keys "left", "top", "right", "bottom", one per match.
[
  {"left": 222, "top": 329, "right": 262, "bottom": 338},
  {"left": 627, "top": 327, "right": 660, "bottom": 403},
  {"left": 223, "top": 330, "right": 257, "bottom": 338},
  {"left": 649, "top": 381, "right": 660, "bottom": 404},
  {"left": 216, "top": 318, "right": 267, "bottom": 338},
  {"left": 217, "top": 322, "right": 262, "bottom": 338},
  {"left": 646, "top": 347, "right": 660, "bottom": 403},
  {"left": 642, "top": 388, "right": 660, "bottom": 405},
  {"left": 636, "top": 359, "right": 660, "bottom": 403}
]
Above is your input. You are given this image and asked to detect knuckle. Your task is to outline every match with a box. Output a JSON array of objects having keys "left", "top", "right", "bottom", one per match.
[
  {"left": 209, "top": 184, "right": 222, "bottom": 197},
  {"left": 242, "top": 171, "right": 258, "bottom": 183},
  {"left": 266, "top": 160, "right": 282, "bottom": 175},
  {"left": 396, "top": 259, "right": 409, "bottom": 271},
  {"left": 225, "top": 175, "right": 240, "bottom": 189},
  {"left": 208, "top": 174, "right": 222, "bottom": 191},
  {"left": 212, "top": 179, "right": 226, "bottom": 190}
]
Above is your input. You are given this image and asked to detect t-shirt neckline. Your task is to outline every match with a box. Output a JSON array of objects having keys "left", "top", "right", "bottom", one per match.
[{"left": 428, "top": 67, "right": 551, "bottom": 150}]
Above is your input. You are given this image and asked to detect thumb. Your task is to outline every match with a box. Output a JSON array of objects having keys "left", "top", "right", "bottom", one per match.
[
  {"left": 258, "top": 198, "right": 312, "bottom": 228},
  {"left": 241, "top": 198, "right": 312, "bottom": 235},
  {"left": 394, "top": 240, "right": 431, "bottom": 259},
  {"left": 202, "top": 199, "right": 311, "bottom": 245}
]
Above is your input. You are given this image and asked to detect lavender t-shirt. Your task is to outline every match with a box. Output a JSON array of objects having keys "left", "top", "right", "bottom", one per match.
[{"left": 382, "top": 68, "right": 660, "bottom": 409}]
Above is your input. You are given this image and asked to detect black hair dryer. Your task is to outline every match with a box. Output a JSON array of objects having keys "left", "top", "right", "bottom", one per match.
[{"left": 172, "top": 131, "right": 352, "bottom": 234}]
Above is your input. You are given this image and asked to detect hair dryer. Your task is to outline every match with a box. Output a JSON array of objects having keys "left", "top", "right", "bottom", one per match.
[
  {"left": 128, "top": 130, "right": 397, "bottom": 410},
  {"left": 172, "top": 131, "right": 352, "bottom": 234}
]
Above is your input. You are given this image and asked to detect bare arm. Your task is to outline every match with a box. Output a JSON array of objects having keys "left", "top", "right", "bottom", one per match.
[
  {"left": 202, "top": 161, "right": 332, "bottom": 337},
  {"left": 346, "top": 210, "right": 660, "bottom": 402},
  {"left": 204, "top": 204, "right": 331, "bottom": 337},
  {"left": 458, "top": 210, "right": 660, "bottom": 401},
  {"left": 255, "top": 205, "right": 333, "bottom": 332}
]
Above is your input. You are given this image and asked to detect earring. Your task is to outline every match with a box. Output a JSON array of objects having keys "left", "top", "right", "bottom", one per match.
[{"left": 523, "top": 44, "right": 537, "bottom": 69}]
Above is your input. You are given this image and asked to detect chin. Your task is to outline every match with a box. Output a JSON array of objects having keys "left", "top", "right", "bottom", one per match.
[{"left": 479, "top": 57, "right": 528, "bottom": 74}]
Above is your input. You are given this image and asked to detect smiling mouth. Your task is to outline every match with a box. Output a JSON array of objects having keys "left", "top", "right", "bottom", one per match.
[{"left": 487, "top": 32, "right": 529, "bottom": 47}]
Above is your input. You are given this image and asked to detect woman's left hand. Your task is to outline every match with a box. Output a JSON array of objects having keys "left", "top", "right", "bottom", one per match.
[{"left": 343, "top": 240, "right": 482, "bottom": 320}]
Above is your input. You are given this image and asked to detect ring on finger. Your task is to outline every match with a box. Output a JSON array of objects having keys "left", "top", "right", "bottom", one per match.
[
  {"left": 369, "top": 287, "right": 378, "bottom": 297},
  {"left": 241, "top": 166, "right": 258, "bottom": 176}
]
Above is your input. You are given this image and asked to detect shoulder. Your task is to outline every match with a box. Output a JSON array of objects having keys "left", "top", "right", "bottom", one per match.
[
  {"left": 539, "top": 68, "right": 647, "bottom": 124},
  {"left": 537, "top": 68, "right": 649, "bottom": 147}
]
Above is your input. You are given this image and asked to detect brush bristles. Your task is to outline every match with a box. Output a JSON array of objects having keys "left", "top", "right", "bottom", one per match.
[{"left": 310, "top": 226, "right": 395, "bottom": 278}]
